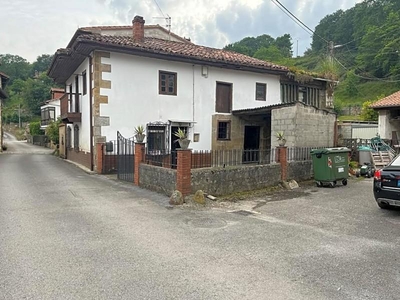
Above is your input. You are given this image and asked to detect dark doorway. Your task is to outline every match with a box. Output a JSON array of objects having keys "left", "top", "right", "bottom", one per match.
[
  {"left": 170, "top": 126, "right": 188, "bottom": 168},
  {"left": 243, "top": 126, "right": 260, "bottom": 163}
]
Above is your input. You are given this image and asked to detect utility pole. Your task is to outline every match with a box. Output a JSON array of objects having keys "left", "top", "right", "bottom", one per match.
[
  {"left": 18, "top": 104, "right": 21, "bottom": 128},
  {"left": 329, "top": 41, "right": 334, "bottom": 62}
]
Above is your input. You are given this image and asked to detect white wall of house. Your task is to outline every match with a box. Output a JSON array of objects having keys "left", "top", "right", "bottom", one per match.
[
  {"left": 65, "top": 58, "right": 91, "bottom": 152},
  {"left": 378, "top": 110, "right": 392, "bottom": 139},
  {"left": 378, "top": 110, "right": 400, "bottom": 140},
  {"left": 100, "top": 52, "right": 281, "bottom": 150}
]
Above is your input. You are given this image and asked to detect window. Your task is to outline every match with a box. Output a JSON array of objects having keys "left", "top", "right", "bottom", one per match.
[
  {"left": 40, "top": 107, "right": 55, "bottom": 126},
  {"left": 82, "top": 71, "right": 87, "bottom": 95},
  {"left": 74, "top": 125, "right": 79, "bottom": 150},
  {"left": 67, "top": 126, "right": 72, "bottom": 149},
  {"left": 216, "top": 82, "right": 232, "bottom": 113},
  {"left": 256, "top": 83, "right": 266, "bottom": 101},
  {"left": 217, "top": 121, "right": 231, "bottom": 140},
  {"left": 159, "top": 71, "right": 177, "bottom": 95},
  {"left": 147, "top": 125, "right": 166, "bottom": 153}
]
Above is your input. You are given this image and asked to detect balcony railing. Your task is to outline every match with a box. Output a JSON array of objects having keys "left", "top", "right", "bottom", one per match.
[{"left": 60, "top": 93, "right": 81, "bottom": 123}]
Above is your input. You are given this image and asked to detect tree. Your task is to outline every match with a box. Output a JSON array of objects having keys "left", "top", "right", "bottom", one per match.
[
  {"left": 275, "top": 34, "right": 293, "bottom": 58},
  {"left": 31, "top": 54, "right": 54, "bottom": 76},
  {"left": 0, "top": 54, "right": 31, "bottom": 82},
  {"left": 46, "top": 118, "right": 61, "bottom": 145},
  {"left": 361, "top": 100, "right": 379, "bottom": 121},
  {"left": 254, "top": 45, "right": 285, "bottom": 63},
  {"left": 22, "top": 73, "right": 53, "bottom": 116}
]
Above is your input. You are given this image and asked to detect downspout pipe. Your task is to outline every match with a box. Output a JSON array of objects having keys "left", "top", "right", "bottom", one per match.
[{"left": 89, "top": 55, "right": 94, "bottom": 171}]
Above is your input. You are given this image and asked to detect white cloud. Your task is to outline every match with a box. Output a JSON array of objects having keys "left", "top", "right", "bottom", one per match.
[{"left": 0, "top": 0, "right": 364, "bottom": 62}]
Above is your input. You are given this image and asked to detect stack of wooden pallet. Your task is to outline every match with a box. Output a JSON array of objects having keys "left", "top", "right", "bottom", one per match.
[{"left": 371, "top": 151, "right": 393, "bottom": 168}]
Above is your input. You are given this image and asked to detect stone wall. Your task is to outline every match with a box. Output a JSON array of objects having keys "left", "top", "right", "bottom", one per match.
[
  {"left": 139, "top": 164, "right": 177, "bottom": 196},
  {"left": 272, "top": 102, "right": 336, "bottom": 148},
  {"left": 288, "top": 161, "right": 313, "bottom": 182},
  {"left": 191, "top": 164, "right": 281, "bottom": 196}
]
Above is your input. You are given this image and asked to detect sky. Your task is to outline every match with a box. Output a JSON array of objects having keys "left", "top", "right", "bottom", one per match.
[{"left": 0, "top": 0, "right": 364, "bottom": 62}]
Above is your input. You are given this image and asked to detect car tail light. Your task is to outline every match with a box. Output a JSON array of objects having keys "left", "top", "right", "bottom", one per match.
[{"left": 374, "top": 169, "right": 382, "bottom": 181}]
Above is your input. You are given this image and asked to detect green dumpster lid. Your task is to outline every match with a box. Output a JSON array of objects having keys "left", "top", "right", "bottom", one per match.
[{"left": 310, "top": 147, "right": 351, "bottom": 154}]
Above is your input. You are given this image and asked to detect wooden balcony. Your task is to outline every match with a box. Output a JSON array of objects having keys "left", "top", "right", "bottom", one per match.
[{"left": 60, "top": 93, "right": 81, "bottom": 123}]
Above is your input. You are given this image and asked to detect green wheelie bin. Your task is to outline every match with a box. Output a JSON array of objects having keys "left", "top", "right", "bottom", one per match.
[{"left": 310, "top": 147, "right": 350, "bottom": 188}]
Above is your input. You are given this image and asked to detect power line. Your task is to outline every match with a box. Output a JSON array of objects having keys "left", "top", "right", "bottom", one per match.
[
  {"left": 271, "top": 0, "right": 329, "bottom": 44},
  {"left": 152, "top": 0, "right": 165, "bottom": 18},
  {"left": 270, "top": 1, "right": 313, "bottom": 37},
  {"left": 333, "top": 56, "right": 400, "bottom": 83}
]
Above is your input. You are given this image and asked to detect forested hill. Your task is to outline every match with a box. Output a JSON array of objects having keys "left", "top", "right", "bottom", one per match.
[
  {"left": 224, "top": 0, "right": 400, "bottom": 117},
  {"left": 0, "top": 54, "right": 55, "bottom": 123}
]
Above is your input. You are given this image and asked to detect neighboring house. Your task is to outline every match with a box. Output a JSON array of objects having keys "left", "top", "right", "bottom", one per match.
[
  {"left": 0, "top": 72, "right": 9, "bottom": 152},
  {"left": 370, "top": 91, "right": 400, "bottom": 142},
  {"left": 48, "top": 15, "right": 336, "bottom": 172},
  {"left": 40, "top": 88, "right": 64, "bottom": 130}
]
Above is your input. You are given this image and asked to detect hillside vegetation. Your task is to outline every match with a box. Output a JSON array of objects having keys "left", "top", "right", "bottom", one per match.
[
  {"left": 224, "top": 0, "right": 400, "bottom": 119},
  {"left": 0, "top": 54, "right": 55, "bottom": 123},
  {"left": 2, "top": 0, "right": 400, "bottom": 123}
]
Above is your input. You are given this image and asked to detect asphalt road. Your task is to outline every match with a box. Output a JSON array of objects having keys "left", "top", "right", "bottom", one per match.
[{"left": 1, "top": 140, "right": 400, "bottom": 299}]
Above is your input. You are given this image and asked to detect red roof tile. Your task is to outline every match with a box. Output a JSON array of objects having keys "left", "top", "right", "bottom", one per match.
[
  {"left": 79, "top": 25, "right": 190, "bottom": 43},
  {"left": 370, "top": 90, "right": 400, "bottom": 108},
  {"left": 77, "top": 34, "right": 288, "bottom": 72}
]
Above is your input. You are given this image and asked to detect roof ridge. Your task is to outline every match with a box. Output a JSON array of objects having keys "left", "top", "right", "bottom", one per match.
[{"left": 78, "top": 33, "right": 287, "bottom": 69}]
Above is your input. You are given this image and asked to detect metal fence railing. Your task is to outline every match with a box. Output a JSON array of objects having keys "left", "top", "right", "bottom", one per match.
[
  {"left": 287, "top": 146, "right": 326, "bottom": 162},
  {"left": 191, "top": 149, "right": 277, "bottom": 169},
  {"left": 145, "top": 150, "right": 177, "bottom": 169}
]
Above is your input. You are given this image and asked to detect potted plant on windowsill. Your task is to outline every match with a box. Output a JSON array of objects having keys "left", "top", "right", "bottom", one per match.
[
  {"left": 276, "top": 131, "right": 286, "bottom": 147},
  {"left": 134, "top": 125, "right": 145, "bottom": 143},
  {"left": 174, "top": 128, "right": 191, "bottom": 150}
]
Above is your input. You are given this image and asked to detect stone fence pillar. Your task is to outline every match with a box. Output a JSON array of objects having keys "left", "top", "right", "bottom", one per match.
[
  {"left": 277, "top": 146, "right": 288, "bottom": 181},
  {"left": 134, "top": 143, "right": 145, "bottom": 186},
  {"left": 177, "top": 149, "right": 192, "bottom": 196}
]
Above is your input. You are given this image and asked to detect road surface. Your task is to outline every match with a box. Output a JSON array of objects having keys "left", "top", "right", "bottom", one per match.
[{"left": 1, "top": 139, "right": 400, "bottom": 299}]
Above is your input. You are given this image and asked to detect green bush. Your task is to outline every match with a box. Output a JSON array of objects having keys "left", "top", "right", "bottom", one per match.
[
  {"left": 46, "top": 118, "right": 61, "bottom": 145},
  {"left": 29, "top": 121, "right": 44, "bottom": 135}
]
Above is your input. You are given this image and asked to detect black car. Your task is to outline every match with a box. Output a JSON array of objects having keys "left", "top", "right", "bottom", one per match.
[{"left": 373, "top": 155, "right": 400, "bottom": 209}]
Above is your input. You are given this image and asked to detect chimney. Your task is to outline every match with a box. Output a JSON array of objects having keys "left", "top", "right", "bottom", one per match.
[{"left": 132, "top": 15, "right": 145, "bottom": 42}]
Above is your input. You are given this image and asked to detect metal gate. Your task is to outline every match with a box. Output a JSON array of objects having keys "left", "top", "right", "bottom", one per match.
[{"left": 117, "top": 131, "right": 135, "bottom": 182}]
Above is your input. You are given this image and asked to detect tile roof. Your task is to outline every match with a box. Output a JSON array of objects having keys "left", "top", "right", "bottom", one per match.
[
  {"left": 77, "top": 34, "right": 288, "bottom": 72},
  {"left": 370, "top": 90, "right": 400, "bottom": 108},
  {"left": 79, "top": 25, "right": 190, "bottom": 43}
]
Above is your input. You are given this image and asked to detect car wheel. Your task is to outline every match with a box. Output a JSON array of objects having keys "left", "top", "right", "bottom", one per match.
[
  {"left": 342, "top": 179, "right": 348, "bottom": 186},
  {"left": 377, "top": 201, "right": 391, "bottom": 210}
]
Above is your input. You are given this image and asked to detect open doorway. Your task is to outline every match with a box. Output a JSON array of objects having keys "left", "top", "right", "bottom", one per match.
[
  {"left": 171, "top": 126, "right": 188, "bottom": 168},
  {"left": 243, "top": 126, "right": 260, "bottom": 163}
]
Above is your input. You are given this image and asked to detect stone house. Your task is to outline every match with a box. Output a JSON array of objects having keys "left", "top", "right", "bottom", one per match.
[
  {"left": 48, "top": 15, "right": 336, "bottom": 172},
  {"left": 370, "top": 90, "right": 400, "bottom": 143},
  {"left": 0, "top": 72, "right": 9, "bottom": 152}
]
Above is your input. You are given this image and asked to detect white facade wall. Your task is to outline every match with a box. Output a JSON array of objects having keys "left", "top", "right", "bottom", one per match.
[
  {"left": 100, "top": 52, "right": 281, "bottom": 150},
  {"left": 378, "top": 110, "right": 392, "bottom": 139},
  {"left": 65, "top": 58, "right": 91, "bottom": 152}
]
